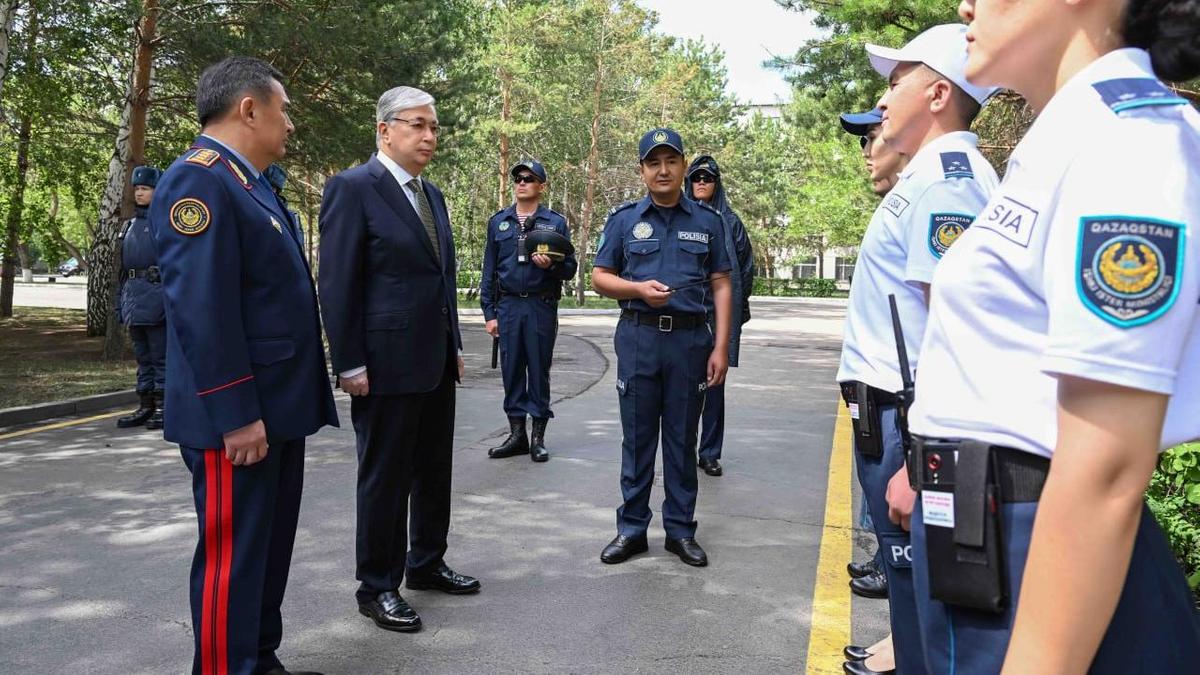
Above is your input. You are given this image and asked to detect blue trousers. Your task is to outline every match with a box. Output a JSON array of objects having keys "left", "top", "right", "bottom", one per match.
[
  {"left": 698, "top": 382, "right": 724, "bottom": 462},
  {"left": 912, "top": 498, "right": 1200, "bottom": 673},
  {"left": 614, "top": 319, "right": 711, "bottom": 539},
  {"left": 854, "top": 404, "right": 927, "bottom": 674},
  {"left": 497, "top": 295, "right": 557, "bottom": 419},
  {"left": 182, "top": 439, "right": 305, "bottom": 675},
  {"left": 129, "top": 323, "right": 166, "bottom": 392}
]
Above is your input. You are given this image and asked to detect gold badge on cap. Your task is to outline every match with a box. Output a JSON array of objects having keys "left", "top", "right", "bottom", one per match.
[
  {"left": 170, "top": 198, "right": 211, "bottom": 236},
  {"left": 653, "top": 131, "right": 668, "bottom": 143},
  {"left": 633, "top": 222, "right": 653, "bottom": 239}
]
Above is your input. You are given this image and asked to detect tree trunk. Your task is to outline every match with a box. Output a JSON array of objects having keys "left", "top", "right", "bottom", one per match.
[
  {"left": 46, "top": 191, "right": 86, "bottom": 270},
  {"left": 498, "top": 69, "right": 511, "bottom": 210},
  {"left": 576, "top": 38, "right": 606, "bottom": 305},
  {"left": 0, "top": 0, "right": 20, "bottom": 111},
  {"left": 0, "top": 111, "right": 32, "bottom": 317},
  {"left": 90, "top": 1, "right": 157, "bottom": 359}
]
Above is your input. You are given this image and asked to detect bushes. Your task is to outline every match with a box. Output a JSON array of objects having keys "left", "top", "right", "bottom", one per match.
[
  {"left": 752, "top": 276, "right": 839, "bottom": 298},
  {"left": 1147, "top": 442, "right": 1200, "bottom": 597}
]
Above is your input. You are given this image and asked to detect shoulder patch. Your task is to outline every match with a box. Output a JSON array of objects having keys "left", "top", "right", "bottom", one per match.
[
  {"left": 609, "top": 200, "right": 636, "bottom": 216},
  {"left": 882, "top": 192, "right": 910, "bottom": 218},
  {"left": 170, "top": 198, "right": 211, "bottom": 236},
  {"left": 1076, "top": 215, "right": 1185, "bottom": 327},
  {"left": 928, "top": 213, "right": 973, "bottom": 258},
  {"left": 185, "top": 148, "right": 220, "bottom": 167},
  {"left": 940, "top": 152, "right": 973, "bottom": 179},
  {"left": 1092, "top": 78, "right": 1187, "bottom": 114}
]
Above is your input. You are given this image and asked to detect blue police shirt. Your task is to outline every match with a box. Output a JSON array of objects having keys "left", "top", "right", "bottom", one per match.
[
  {"left": 118, "top": 207, "right": 165, "bottom": 326},
  {"left": 479, "top": 203, "right": 578, "bottom": 321},
  {"left": 593, "top": 195, "right": 731, "bottom": 315}
]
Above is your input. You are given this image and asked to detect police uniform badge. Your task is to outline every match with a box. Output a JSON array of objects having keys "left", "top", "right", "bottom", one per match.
[
  {"left": 170, "top": 198, "right": 211, "bottom": 236},
  {"left": 632, "top": 222, "right": 653, "bottom": 240},
  {"left": 928, "top": 213, "right": 973, "bottom": 258},
  {"left": 653, "top": 131, "right": 668, "bottom": 143},
  {"left": 185, "top": 148, "right": 220, "bottom": 167},
  {"left": 271, "top": 216, "right": 284, "bottom": 234},
  {"left": 1077, "top": 215, "right": 1184, "bottom": 328},
  {"left": 499, "top": 221, "right": 510, "bottom": 232}
]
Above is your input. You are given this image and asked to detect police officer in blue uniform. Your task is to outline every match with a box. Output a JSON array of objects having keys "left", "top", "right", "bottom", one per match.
[
  {"left": 115, "top": 165, "right": 167, "bottom": 430},
  {"left": 264, "top": 163, "right": 302, "bottom": 235},
  {"left": 593, "top": 128, "right": 733, "bottom": 567},
  {"left": 480, "top": 160, "right": 577, "bottom": 462},
  {"left": 683, "top": 154, "right": 753, "bottom": 478},
  {"left": 150, "top": 57, "right": 336, "bottom": 675}
]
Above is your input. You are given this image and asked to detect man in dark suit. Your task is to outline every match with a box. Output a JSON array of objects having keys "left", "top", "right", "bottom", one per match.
[
  {"left": 318, "top": 85, "right": 478, "bottom": 634},
  {"left": 151, "top": 57, "right": 337, "bottom": 675}
]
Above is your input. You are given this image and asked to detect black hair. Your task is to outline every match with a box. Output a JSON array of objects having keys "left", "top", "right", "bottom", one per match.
[
  {"left": 953, "top": 86, "right": 982, "bottom": 126},
  {"left": 196, "top": 57, "right": 284, "bottom": 127},
  {"left": 1125, "top": 0, "right": 1200, "bottom": 81}
]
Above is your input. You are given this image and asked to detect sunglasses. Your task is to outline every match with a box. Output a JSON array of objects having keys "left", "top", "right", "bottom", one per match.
[
  {"left": 690, "top": 173, "right": 715, "bottom": 184},
  {"left": 513, "top": 174, "right": 540, "bottom": 185}
]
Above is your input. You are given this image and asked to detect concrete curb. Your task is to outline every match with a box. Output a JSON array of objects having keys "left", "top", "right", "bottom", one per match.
[{"left": 0, "top": 389, "right": 138, "bottom": 429}]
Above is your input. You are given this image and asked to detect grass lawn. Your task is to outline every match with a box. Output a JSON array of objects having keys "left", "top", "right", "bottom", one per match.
[{"left": 0, "top": 307, "right": 137, "bottom": 409}]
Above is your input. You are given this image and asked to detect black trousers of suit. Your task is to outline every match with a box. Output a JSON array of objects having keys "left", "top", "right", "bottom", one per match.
[{"left": 352, "top": 350, "right": 456, "bottom": 598}]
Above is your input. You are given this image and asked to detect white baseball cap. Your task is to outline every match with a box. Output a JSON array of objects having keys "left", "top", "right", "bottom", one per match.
[{"left": 865, "top": 24, "right": 999, "bottom": 104}]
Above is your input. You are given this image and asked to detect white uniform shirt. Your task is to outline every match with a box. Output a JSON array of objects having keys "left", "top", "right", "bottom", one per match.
[
  {"left": 911, "top": 49, "right": 1200, "bottom": 457},
  {"left": 837, "top": 131, "right": 999, "bottom": 392}
]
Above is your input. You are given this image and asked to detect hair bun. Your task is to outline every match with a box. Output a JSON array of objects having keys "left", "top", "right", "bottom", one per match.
[{"left": 1126, "top": 0, "right": 1200, "bottom": 81}]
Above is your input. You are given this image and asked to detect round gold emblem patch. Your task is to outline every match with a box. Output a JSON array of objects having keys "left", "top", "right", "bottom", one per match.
[
  {"left": 170, "top": 198, "right": 211, "bottom": 236},
  {"left": 653, "top": 131, "right": 668, "bottom": 143}
]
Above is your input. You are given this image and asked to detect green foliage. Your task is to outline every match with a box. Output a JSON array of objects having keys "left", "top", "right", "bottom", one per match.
[
  {"left": 752, "top": 276, "right": 838, "bottom": 298},
  {"left": 1147, "top": 443, "right": 1200, "bottom": 594}
]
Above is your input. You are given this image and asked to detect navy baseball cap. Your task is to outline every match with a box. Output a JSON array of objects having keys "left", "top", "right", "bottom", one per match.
[
  {"left": 131, "top": 165, "right": 161, "bottom": 187},
  {"left": 510, "top": 159, "right": 547, "bottom": 182},
  {"left": 639, "top": 128, "right": 684, "bottom": 161},
  {"left": 839, "top": 108, "right": 883, "bottom": 136}
]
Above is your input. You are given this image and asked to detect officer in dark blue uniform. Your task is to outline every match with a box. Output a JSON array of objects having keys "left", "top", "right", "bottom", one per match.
[
  {"left": 593, "top": 128, "right": 733, "bottom": 567},
  {"left": 116, "top": 165, "right": 167, "bottom": 430},
  {"left": 150, "top": 57, "right": 336, "bottom": 675},
  {"left": 480, "top": 160, "right": 577, "bottom": 462},
  {"left": 265, "top": 163, "right": 303, "bottom": 240}
]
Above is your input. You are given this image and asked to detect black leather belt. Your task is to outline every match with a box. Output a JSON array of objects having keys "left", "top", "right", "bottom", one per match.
[
  {"left": 620, "top": 310, "right": 706, "bottom": 332},
  {"left": 912, "top": 436, "right": 1049, "bottom": 503},
  {"left": 840, "top": 381, "right": 899, "bottom": 407},
  {"left": 499, "top": 288, "right": 559, "bottom": 300},
  {"left": 126, "top": 266, "right": 160, "bottom": 282}
]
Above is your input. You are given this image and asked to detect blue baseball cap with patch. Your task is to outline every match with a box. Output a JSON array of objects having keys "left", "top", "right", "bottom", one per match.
[
  {"left": 839, "top": 108, "right": 883, "bottom": 136},
  {"left": 638, "top": 127, "right": 684, "bottom": 161},
  {"left": 510, "top": 159, "right": 547, "bottom": 182},
  {"left": 131, "top": 165, "right": 161, "bottom": 187}
]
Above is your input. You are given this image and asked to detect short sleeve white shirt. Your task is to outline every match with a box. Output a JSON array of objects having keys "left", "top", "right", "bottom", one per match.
[
  {"left": 837, "top": 131, "right": 999, "bottom": 391},
  {"left": 910, "top": 49, "right": 1200, "bottom": 457}
]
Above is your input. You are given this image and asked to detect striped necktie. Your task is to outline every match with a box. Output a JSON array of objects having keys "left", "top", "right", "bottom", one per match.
[{"left": 406, "top": 177, "right": 442, "bottom": 265}]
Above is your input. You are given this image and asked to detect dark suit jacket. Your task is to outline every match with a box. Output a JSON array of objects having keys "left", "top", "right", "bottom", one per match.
[
  {"left": 151, "top": 135, "right": 338, "bottom": 448},
  {"left": 318, "top": 154, "right": 462, "bottom": 395}
]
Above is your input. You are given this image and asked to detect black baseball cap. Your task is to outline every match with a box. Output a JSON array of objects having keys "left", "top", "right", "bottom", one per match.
[{"left": 510, "top": 159, "right": 547, "bottom": 183}]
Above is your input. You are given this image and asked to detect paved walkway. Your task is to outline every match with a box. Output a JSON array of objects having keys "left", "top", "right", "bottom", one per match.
[{"left": 0, "top": 299, "right": 885, "bottom": 674}]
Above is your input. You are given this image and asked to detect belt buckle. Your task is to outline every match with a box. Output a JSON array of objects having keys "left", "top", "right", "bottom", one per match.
[
  {"left": 518, "top": 291, "right": 530, "bottom": 298},
  {"left": 127, "top": 270, "right": 136, "bottom": 280},
  {"left": 657, "top": 315, "right": 673, "bottom": 332}
]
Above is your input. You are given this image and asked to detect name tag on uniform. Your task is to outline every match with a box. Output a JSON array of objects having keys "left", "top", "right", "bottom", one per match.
[
  {"left": 978, "top": 196, "right": 1039, "bottom": 248},
  {"left": 922, "top": 491, "right": 955, "bottom": 528},
  {"left": 678, "top": 231, "right": 709, "bottom": 243},
  {"left": 882, "top": 193, "right": 910, "bottom": 218}
]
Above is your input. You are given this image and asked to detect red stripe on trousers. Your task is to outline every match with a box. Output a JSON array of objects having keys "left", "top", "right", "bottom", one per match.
[
  {"left": 201, "top": 452, "right": 218, "bottom": 674},
  {"left": 216, "top": 453, "right": 233, "bottom": 673}
]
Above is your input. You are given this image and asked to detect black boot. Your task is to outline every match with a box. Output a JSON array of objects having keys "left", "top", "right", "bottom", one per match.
[
  {"left": 117, "top": 391, "right": 155, "bottom": 428},
  {"left": 529, "top": 418, "right": 549, "bottom": 462},
  {"left": 144, "top": 391, "right": 164, "bottom": 430},
  {"left": 488, "top": 417, "right": 528, "bottom": 458}
]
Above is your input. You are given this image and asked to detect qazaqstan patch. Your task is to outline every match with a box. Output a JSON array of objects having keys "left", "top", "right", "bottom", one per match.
[
  {"left": 170, "top": 197, "right": 211, "bottom": 236},
  {"left": 1077, "top": 216, "right": 1184, "bottom": 328},
  {"left": 928, "top": 213, "right": 973, "bottom": 258}
]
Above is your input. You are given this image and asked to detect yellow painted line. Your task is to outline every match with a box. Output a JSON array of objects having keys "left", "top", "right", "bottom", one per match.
[
  {"left": 0, "top": 410, "right": 126, "bottom": 441},
  {"left": 805, "top": 399, "right": 854, "bottom": 674}
]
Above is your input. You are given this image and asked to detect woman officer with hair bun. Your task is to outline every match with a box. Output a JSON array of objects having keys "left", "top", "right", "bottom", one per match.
[{"left": 897, "top": 0, "right": 1200, "bottom": 672}]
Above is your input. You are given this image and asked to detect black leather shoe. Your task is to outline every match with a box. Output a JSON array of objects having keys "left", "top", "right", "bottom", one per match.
[
  {"left": 847, "top": 557, "right": 881, "bottom": 579},
  {"left": 850, "top": 569, "right": 888, "bottom": 599},
  {"left": 488, "top": 417, "right": 529, "bottom": 458},
  {"left": 358, "top": 591, "right": 421, "bottom": 632},
  {"left": 116, "top": 392, "right": 155, "bottom": 428},
  {"left": 144, "top": 391, "right": 164, "bottom": 430},
  {"left": 600, "top": 534, "right": 648, "bottom": 564},
  {"left": 843, "top": 644, "right": 872, "bottom": 661},
  {"left": 843, "top": 658, "right": 895, "bottom": 674},
  {"left": 699, "top": 458, "right": 723, "bottom": 476},
  {"left": 665, "top": 537, "right": 708, "bottom": 567},
  {"left": 529, "top": 417, "right": 549, "bottom": 462},
  {"left": 406, "top": 565, "right": 480, "bottom": 594}
]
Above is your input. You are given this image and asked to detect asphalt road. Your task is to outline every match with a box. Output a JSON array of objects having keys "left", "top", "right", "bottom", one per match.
[{"left": 0, "top": 299, "right": 886, "bottom": 674}]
